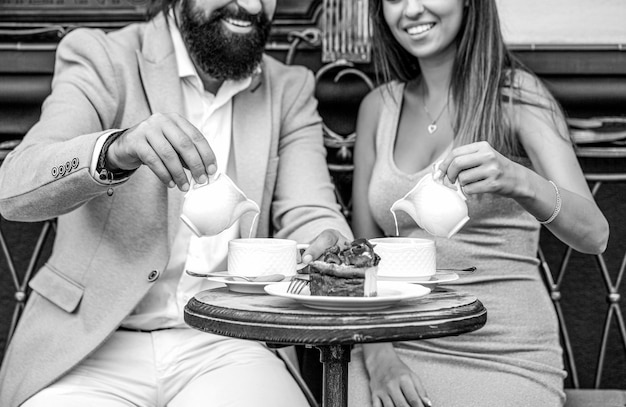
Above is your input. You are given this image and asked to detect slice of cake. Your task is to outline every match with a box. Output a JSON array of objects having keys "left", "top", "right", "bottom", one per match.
[{"left": 308, "top": 238, "right": 381, "bottom": 297}]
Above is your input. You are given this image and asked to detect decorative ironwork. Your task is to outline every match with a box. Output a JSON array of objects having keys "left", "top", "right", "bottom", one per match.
[
  {"left": 285, "top": 28, "right": 322, "bottom": 66},
  {"left": 321, "top": 0, "right": 371, "bottom": 63},
  {"left": 315, "top": 58, "right": 374, "bottom": 165},
  {"left": 0, "top": 219, "right": 55, "bottom": 344},
  {"left": 314, "top": 59, "right": 374, "bottom": 219},
  {"left": 540, "top": 173, "right": 626, "bottom": 389}
]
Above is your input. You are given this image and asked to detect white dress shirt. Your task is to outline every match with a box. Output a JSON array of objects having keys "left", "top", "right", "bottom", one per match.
[{"left": 116, "top": 17, "right": 253, "bottom": 330}]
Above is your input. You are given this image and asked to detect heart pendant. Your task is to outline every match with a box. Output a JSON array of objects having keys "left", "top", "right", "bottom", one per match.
[{"left": 427, "top": 124, "right": 437, "bottom": 134}]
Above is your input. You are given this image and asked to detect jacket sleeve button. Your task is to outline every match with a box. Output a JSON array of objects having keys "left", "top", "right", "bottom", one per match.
[
  {"left": 107, "top": 188, "right": 114, "bottom": 196},
  {"left": 147, "top": 269, "right": 160, "bottom": 282}
]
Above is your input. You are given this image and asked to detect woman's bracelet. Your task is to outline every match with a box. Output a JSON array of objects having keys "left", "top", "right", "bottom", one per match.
[{"left": 538, "top": 180, "right": 561, "bottom": 225}]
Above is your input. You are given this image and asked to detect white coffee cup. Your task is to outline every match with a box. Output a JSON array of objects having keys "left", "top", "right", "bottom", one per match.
[
  {"left": 228, "top": 238, "right": 308, "bottom": 277},
  {"left": 369, "top": 237, "right": 436, "bottom": 280}
]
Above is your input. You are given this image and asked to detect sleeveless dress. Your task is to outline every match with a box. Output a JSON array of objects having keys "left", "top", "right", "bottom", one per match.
[{"left": 348, "top": 82, "right": 566, "bottom": 407}]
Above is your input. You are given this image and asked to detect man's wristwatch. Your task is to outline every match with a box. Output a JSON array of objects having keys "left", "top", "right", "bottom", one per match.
[{"left": 95, "top": 129, "right": 135, "bottom": 182}]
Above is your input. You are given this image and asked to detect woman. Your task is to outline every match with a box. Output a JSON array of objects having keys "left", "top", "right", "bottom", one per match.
[{"left": 350, "top": 1, "right": 609, "bottom": 406}]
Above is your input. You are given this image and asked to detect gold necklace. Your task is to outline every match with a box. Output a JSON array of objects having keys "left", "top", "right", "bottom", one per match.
[{"left": 421, "top": 88, "right": 449, "bottom": 134}]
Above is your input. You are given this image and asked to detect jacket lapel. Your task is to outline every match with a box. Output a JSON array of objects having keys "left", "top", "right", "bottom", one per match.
[
  {"left": 232, "top": 68, "right": 272, "bottom": 238},
  {"left": 137, "top": 14, "right": 186, "bottom": 246}
]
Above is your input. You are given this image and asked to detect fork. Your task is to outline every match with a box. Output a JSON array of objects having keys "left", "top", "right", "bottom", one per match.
[{"left": 287, "top": 276, "right": 310, "bottom": 295}]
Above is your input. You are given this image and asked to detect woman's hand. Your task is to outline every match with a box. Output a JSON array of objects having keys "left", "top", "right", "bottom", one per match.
[
  {"left": 363, "top": 343, "right": 432, "bottom": 407},
  {"left": 107, "top": 113, "right": 217, "bottom": 191},
  {"left": 435, "top": 141, "right": 527, "bottom": 198}
]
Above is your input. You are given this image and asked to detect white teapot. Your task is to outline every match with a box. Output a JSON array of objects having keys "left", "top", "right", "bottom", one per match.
[
  {"left": 180, "top": 172, "right": 260, "bottom": 237},
  {"left": 391, "top": 168, "right": 469, "bottom": 239}
]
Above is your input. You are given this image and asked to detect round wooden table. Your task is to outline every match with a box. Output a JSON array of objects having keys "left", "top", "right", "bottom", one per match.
[{"left": 185, "top": 287, "right": 486, "bottom": 407}]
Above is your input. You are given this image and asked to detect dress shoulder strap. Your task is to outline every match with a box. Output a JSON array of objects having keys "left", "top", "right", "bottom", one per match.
[{"left": 374, "top": 81, "right": 405, "bottom": 156}]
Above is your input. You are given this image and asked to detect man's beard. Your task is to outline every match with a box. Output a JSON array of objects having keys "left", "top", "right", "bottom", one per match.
[{"left": 179, "top": 1, "right": 271, "bottom": 81}]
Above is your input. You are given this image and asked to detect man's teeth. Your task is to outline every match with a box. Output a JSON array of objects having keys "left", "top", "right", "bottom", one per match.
[
  {"left": 407, "top": 23, "right": 435, "bottom": 36},
  {"left": 224, "top": 17, "right": 252, "bottom": 27}
]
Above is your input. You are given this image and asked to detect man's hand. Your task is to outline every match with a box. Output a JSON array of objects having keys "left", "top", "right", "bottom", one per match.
[
  {"left": 300, "top": 229, "right": 351, "bottom": 264},
  {"left": 107, "top": 113, "right": 217, "bottom": 191}
]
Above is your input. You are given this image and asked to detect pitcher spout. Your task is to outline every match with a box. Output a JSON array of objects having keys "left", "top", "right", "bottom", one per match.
[
  {"left": 231, "top": 199, "right": 260, "bottom": 226},
  {"left": 390, "top": 197, "right": 421, "bottom": 225}
]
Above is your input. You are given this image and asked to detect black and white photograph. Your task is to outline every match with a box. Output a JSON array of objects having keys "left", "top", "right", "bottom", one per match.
[{"left": 1, "top": 1, "right": 625, "bottom": 406}]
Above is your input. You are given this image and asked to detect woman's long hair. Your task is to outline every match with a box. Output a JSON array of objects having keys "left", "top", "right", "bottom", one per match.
[{"left": 369, "top": 0, "right": 565, "bottom": 157}]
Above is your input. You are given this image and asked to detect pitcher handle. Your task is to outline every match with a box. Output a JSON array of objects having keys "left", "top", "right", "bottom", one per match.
[
  {"left": 432, "top": 160, "right": 466, "bottom": 200},
  {"left": 188, "top": 169, "right": 222, "bottom": 190}
]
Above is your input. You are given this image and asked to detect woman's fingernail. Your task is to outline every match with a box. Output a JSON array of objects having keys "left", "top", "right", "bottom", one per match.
[
  {"left": 207, "top": 164, "right": 217, "bottom": 175},
  {"left": 181, "top": 183, "right": 189, "bottom": 192},
  {"left": 198, "top": 174, "right": 208, "bottom": 185},
  {"left": 168, "top": 181, "right": 175, "bottom": 189},
  {"left": 422, "top": 396, "right": 433, "bottom": 407},
  {"left": 302, "top": 254, "right": 313, "bottom": 263}
]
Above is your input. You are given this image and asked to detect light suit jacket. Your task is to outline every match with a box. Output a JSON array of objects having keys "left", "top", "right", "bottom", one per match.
[{"left": 0, "top": 14, "right": 351, "bottom": 406}]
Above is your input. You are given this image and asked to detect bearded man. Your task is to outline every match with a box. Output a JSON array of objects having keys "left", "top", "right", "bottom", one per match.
[{"left": 0, "top": 1, "right": 353, "bottom": 405}]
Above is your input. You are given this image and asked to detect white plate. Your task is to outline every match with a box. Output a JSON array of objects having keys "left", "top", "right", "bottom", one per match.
[
  {"left": 379, "top": 271, "right": 459, "bottom": 285},
  {"left": 264, "top": 281, "right": 431, "bottom": 311},
  {"left": 203, "top": 271, "right": 288, "bottom": 294}
]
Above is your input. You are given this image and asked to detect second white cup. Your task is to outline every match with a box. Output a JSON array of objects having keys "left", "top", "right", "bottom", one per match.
[{"left": 369, "top": 237, "right": 436, "bottom": 280}]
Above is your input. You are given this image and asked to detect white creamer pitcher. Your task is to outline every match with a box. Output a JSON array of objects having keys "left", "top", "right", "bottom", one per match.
[
  {"left": 180, "top": 173, "right": 260, "bottom": 237},
  {"left": 391, "top": 171, "right": 469, "bottom": 239}
]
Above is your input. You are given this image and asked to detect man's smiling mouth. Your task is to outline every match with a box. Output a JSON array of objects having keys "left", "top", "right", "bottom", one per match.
[
  {"left": 222, "top": 16, "right": 254, "bottom": 33},
  {"left": 224, "top": 17, "right": 252, "bottom": 27}
]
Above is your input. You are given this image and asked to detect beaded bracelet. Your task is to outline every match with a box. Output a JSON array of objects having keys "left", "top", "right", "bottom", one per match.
[{"left": 538, "top": 180, "right": 561, "bottom": 225}]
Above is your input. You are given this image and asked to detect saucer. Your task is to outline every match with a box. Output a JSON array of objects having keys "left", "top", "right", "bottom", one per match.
[
  {"left": 378, "top": 271, "right": 459, "bottom": 285},
  {"left": 202, "top": 271, "right": 291, "bottom": 295},
  {"left": 264, "top": 281, "right": 431, "bottom": 311}
]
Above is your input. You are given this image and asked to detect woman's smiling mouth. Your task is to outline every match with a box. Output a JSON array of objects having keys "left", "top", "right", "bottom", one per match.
[{"left": 406, "top": 22, "right": 435, "bottom": 37}]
